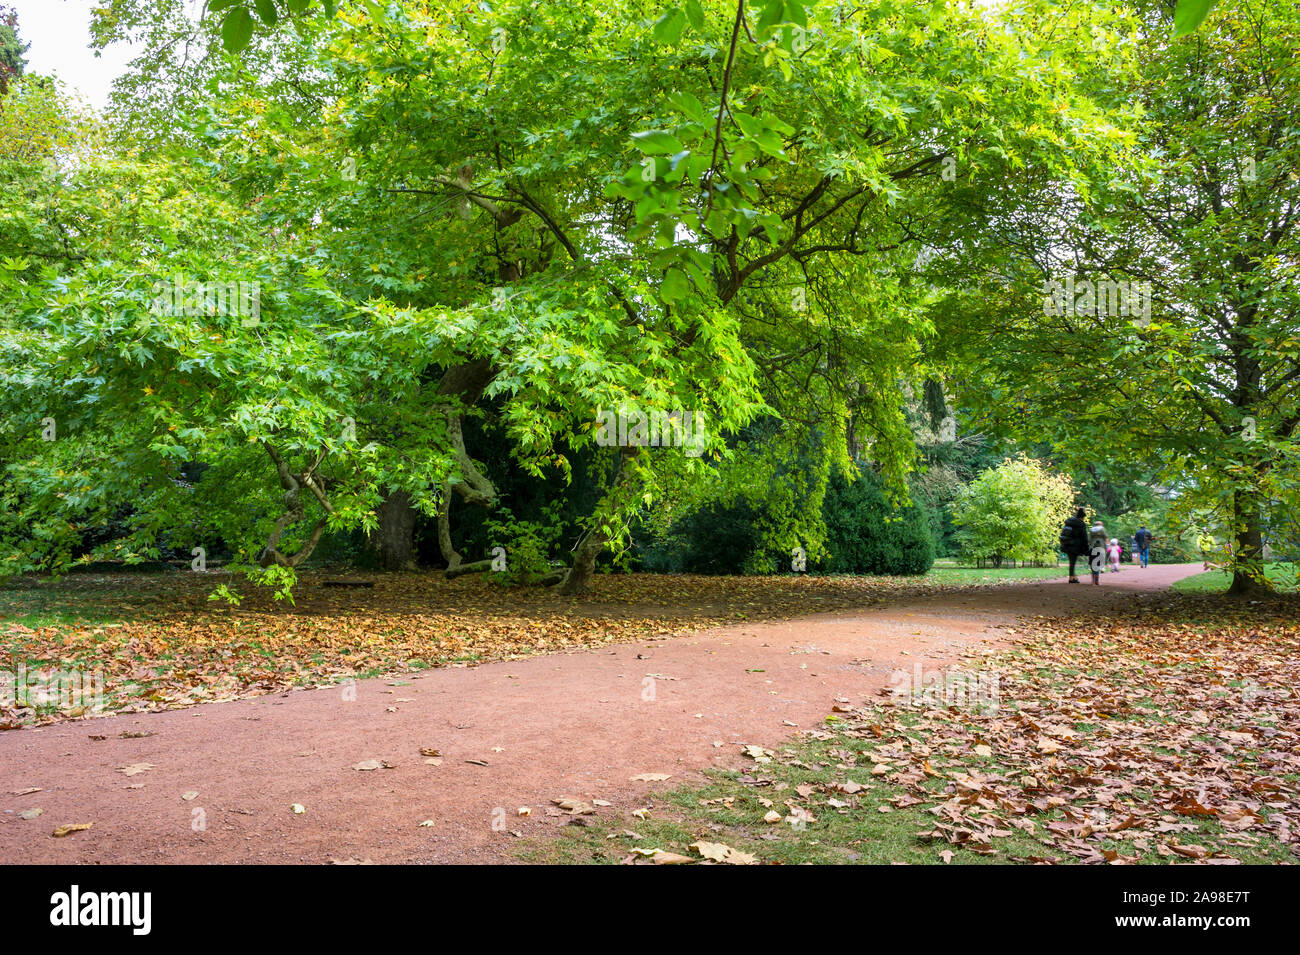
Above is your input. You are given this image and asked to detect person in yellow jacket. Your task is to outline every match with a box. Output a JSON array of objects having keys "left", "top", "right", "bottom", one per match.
[{"left": 1197, "top": 532, "right": 1216, "bottom": 570}]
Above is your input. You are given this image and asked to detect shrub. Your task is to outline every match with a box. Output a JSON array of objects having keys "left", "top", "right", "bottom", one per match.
[
  {"left": 951, "top": 455, "right": 1074, "bottom": 567},
  {"left": 673, "top": 499, "right": 771, "bottom": 574},
  {"left": 818, "top": 469, "right": 934, "bottom": 575}
]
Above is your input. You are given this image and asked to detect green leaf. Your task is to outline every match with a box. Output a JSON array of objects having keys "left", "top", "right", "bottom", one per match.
[
  {"left": 221, "top": 6, "right": 255, "bottom": 52},
  {"left": 253, "top": 0, "right": 278, "bottom": 27},
  {"left": 755, "top": 0, "right": 785, "bottom": 36},
  {"left": 684, "top": 0, "right": 705, "bottom": 31},
  {"left": 1172, "top": 0, "right": 1218, "bottom": 37},
  {"left": 661, "top": 268, "right": 690, "bottom": 303},
  {"left": 669, "top": 91, "right": 705, "bottom": 123},
  {"left": 653, "top": 9, "right": 687, "bottom": 46},
  {"left": 632, "top": 130, "right": 685, "bottom": 155}
]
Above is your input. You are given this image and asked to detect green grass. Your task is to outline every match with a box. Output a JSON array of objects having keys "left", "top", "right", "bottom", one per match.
[
  {"left": 520, "top": 738, "right": 1051, "bottom": 865},
  {"left": 924, "top": 563, "right": 1065, "bottom": 585},
  {"left": 526, "top": 715, "right": 1294, "bottom": 867},
  {"left": 1171, "top": 561, "right": 1299, "bottom": 594},
  {"left": 523, "top": 728, "right": 1293, "bottom": 866}
]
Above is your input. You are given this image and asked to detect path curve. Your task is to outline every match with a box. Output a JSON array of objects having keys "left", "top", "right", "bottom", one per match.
[{"left": 0, "top": 563, "right": 1202, "bottom": 864}]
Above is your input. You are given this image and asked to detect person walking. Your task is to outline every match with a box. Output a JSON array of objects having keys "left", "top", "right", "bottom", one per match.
[
  {"left": 1134, "top": 525, "right": 1153, "bottom": 568},
  {"left": 1108, "top": 537, "right": 1122, "bottom": 573},
  {"left": 1088, "top": 520, "right": 1109, "bottom": 584},
  {"left": 1060, "top": 507, "right": 1090, "bottom": 584}
]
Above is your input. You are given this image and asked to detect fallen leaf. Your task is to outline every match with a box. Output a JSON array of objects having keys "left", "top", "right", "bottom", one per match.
[
  {"left": 52, "top": 822, "right": 93, "bottom": 837},
  {"left": 691, "top": 841, "right": 758, "bottom": 865},
  {"left": 552, "top": 797, "right": 596, "bottom": 815},
  {"left": 630, "top": 848, "right": 694, "bottom": 865}
]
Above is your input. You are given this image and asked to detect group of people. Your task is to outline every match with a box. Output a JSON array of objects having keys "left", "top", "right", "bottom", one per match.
[{"left": 1059, "top": 508, "right": 1154, "bottom": 584}]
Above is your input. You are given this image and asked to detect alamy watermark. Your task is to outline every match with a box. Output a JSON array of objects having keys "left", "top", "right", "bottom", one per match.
[
  {"left": 1042, "top": 276, "right": 1150, "bottom": 327},
  {"left": 150, "top": 276, "right": 261, "bottom": 327},
  {"left": 1, "top": 665, "right": 104, "bottom": 714},
  {"left": 887, "top": 663, "right": 999, "bottom": 712},
  {"left": 594, "top": 406, "right": 706, "bottom": 456},
  {"left": 50, "top": 885, "right": 150, "bottom": 935}
]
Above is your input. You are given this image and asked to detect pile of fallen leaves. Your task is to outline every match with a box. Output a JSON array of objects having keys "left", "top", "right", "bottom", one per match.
[
  {"left": 819, "top": 596, "right": 1300, "bottom": 863},
  {"left": 1, "top": 567, "right": 984, "bottom": 727}
]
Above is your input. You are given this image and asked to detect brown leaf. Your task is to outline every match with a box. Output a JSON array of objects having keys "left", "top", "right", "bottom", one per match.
[{"left": 52, "top": 822, "right": 93, "bottom": 837}]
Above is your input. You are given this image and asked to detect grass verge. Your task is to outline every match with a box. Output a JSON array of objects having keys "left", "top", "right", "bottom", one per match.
[{"left": 1171, "top": 561, "right": 1298, "bottom": 594}]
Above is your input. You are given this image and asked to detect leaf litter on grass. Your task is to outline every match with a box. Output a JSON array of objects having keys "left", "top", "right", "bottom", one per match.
[
  {"left": 544, "top": 594, "right": 1300, "bottom": 865},
  {"left": 1, "top": 569, "right": 999, "bottom": 727},
  {"left": 791, "top": 598, "right": 1300, "bottom": 863}
]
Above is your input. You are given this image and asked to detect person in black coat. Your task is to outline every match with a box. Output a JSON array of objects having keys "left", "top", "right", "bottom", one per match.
[{"left": 1061, "top": 507, "right": 1090, "bottom": 583}]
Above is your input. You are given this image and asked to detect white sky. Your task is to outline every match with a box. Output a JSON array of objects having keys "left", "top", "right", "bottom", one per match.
[{"left": 7, "top": 0, "right": 142, "bottom": 110}]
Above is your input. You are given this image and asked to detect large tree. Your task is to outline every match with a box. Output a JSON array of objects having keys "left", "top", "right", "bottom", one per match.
[
  {"left": 935, "top": 0, "right": 1300, "bottom": 595},
  {"left": 2, "top": 0, "right": 1140, "bottom": 595}
]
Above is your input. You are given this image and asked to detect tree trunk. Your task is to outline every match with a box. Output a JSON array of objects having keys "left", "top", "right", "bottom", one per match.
[
  {"left": 445, "top": 558, "right": 493, "bottom": 580},
  {"left": 556, "top": 526, "right": 604, "bottom": 595},
  {"left": 437, "top": 482, "right": 462, "bottom": 570},
  {"left": 555, "top": 447, "right": 642, "bottom": 595},
  {"left": 1227, "top": 489, "right": 1269, "bottom": 596},
  {"left": 369, "top": 489, "right": 417, "bottom": 571}
]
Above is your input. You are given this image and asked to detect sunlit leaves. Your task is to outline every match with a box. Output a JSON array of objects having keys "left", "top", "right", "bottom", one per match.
[
  {"left": 630, "top": 130, "right": 684, "bottom": 155},
  {"left": 653, "top": 7, "right": 688, "bottom": 45},
  {"left": 1173, "top": 0, "right": 1219, "bottom": 37}
]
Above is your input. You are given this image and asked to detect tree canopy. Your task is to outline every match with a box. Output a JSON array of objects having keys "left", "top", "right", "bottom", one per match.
[{"left": 1, "top": 0, "right": 1295, "bottom": 596}]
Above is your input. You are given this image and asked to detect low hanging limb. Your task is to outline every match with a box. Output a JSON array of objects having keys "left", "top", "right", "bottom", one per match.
[
  {"left": 436, "top": 407, "right": 503, "bottom": 578},
  {"left": 434, "top": 415, "right": 567, "bottom": 585},
  {"left": 444, "top": 557, "right": 497, "bottom": 580},
  {"left": 258, "top": 442, "right": 334, "bottom": 569},
  {"left": 444, "top": 411, "right": 496, "bottom": 507},
  {"left": 436, "top": 472, "right": 498, "bottom": 580},
  {"left": 555, "top": 446, "right": 642, "bottom": 595}
]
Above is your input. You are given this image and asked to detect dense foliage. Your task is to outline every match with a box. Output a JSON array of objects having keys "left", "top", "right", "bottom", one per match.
[
  {"left": 632, "top": 459, "right": 933, "bottom": 576},
  {"left": 819, "top": 468, "right": 933, "bottom": 575},
  {"left": 0, "top": 0, "right": 1294, "bottom": 595},
  {"left": 935, "top": 0, "right": 1300, "bottom": 594}
]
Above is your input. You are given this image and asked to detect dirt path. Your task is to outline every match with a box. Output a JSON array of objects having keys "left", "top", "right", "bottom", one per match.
[{"left": 0, "top": 564, "right": 1202, "bottom": 864}]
